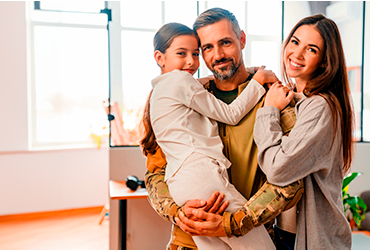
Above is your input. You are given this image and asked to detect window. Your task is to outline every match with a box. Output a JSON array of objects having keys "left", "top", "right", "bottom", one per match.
[
  {"left": 108, "top": 1, "right": 198, "bottom": 146},
  {"left": 28, "top": 1, "right": 110, "bottom": 148},
  {"left": 29, "top": 1, "right": 368, "bottom": 148},
  {"left": 109, "top": 1, "right": 282, "bottom": 146}
]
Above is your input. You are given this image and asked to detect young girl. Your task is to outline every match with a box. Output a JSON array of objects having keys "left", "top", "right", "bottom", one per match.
[
  {"left": 141, "top": 22, "right": 276, "bottom": 249},
  {"left": 254, "top": 14, "right": 353, "bottom": 249}
]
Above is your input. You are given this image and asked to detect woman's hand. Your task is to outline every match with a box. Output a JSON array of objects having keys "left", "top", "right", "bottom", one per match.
[
  {"left": 253, "top": 66, "right": 280, "bottom": 86},
  {"left": 265, "top": 82, "right": 294, "bottom": 110}
]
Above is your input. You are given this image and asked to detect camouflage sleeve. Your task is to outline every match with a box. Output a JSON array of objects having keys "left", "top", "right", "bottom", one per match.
[
  {"left": 223, "top": 180, "right": 304, "bottom": 237},
  {"left": 144, "top": 165, "right": 182, "bottom": 224}
]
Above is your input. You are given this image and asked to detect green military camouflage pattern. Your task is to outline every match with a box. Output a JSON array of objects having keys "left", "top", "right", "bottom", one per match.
[
  {"left": 145, "top": 164, "right": 198, "bottom": 248},
  {"left": 145, "top": 167, "right": 181, "bottom": 225},
  {"left": 225, "top": 179, "right": 304, "bottom": 237},
  {"left": 145, "top": 162, "right": 304, "bottom": 240},
  {"left": 280, "top": 100, "right": 297, "bottom": 135}
]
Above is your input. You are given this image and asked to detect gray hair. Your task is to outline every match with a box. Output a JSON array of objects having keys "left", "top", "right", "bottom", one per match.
[{"left": 193, "top": 8, "right": 241, "bottom": 38}]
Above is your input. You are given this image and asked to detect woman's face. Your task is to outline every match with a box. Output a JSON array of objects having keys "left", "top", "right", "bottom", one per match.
[{"left": 284, "top": 25, "right": 325, "bottom": 88}]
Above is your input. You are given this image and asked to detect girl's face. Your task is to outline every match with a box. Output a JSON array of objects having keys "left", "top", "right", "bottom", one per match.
[
  {"left": 156, "top": 35, "right": 200, "bottom": 75},
  {"left": 284, "top": 25, "right": 325, "bottom": 88}
]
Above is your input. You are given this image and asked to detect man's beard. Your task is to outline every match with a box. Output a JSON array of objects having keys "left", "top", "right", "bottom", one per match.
[{"left": 211, "top": 57, "right": 242, "bottom": 80}]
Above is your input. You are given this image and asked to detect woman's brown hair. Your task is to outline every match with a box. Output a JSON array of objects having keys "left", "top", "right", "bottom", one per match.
[
  {"left": 139, "top": 23, "right": 198, "bottom": 156},
  {"left": 281, "top": 14, "right": 354, "bottom": 174}
]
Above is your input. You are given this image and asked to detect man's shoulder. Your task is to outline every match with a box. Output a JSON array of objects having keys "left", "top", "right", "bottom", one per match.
[
  {"left": 203, "top": 79, "right": 214, "bottom": 93},
  {"left": 237, "top": 73, "right": 255, "bottom": 94}
]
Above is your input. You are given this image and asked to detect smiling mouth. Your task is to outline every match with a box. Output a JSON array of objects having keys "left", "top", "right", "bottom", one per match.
[
  {"left": 289, "top": 59, "right": 304, "bottom": 68},
  {"left": 213, "top": 58, "right": 232, "bottom": 68}
]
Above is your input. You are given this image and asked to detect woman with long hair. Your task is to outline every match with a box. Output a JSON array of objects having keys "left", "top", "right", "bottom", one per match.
[{"left": 254, "top": 14, "right": 354, "bottom": 249}]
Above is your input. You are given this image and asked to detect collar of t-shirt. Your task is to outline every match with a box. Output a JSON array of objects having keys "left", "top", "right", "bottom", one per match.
[{"left": 207, "top": 74, "right": 254, "bottom": 104}]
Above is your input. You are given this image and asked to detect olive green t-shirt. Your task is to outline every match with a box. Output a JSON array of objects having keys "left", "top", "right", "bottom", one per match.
[{"left": 206, "top": 74, "right": 266, "bottom": 199}]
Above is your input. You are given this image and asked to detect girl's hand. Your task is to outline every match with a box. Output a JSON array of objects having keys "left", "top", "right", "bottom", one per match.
[
  {"left": 253, "top": 65, "right": 280, "bottom": 86},
  {"left": 265, "top": 82, "right": 294, "bottom": 110},
  {"left": 246, "top": 66, "right": 260, "bottom": 74}
]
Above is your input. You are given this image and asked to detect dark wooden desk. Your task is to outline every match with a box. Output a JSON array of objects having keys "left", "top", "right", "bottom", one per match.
[{"left": 109, "top": 180, "right": 148, "bottom": 250}]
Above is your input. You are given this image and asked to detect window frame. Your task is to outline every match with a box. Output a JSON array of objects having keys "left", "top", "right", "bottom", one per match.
[{"left": 28, "top": 1, "right": 110, "bottom": 149}]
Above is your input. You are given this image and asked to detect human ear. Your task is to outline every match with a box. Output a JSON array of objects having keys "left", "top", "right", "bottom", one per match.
[
  {"left": 154, "top": 50, "right": 164, "bottom": 67},
  {"left": 240, "top": 31, "right": 246, "bottom": 49}
]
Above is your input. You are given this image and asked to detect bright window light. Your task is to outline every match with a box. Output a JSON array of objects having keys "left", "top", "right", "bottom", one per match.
[
  {"left": 120, "top": 1, "right": 162, "bottom": 29},
  {"left": 32, "top": 25, "right": 108, "bottom": 146},
  {"left": 120, "top": 30, "right": 158, "bottom": 133},
  {"left": 247, "top": 1, "right": 281, "bottom": 36},
  {"left": 251, "top": 41, "right": 279, "bottom": 76},
  {"left": 164, "top": 1, "right": 198, "bottom": 28},
  {"left": 38, "top": 1, "right": 105, "bottom": 13}
]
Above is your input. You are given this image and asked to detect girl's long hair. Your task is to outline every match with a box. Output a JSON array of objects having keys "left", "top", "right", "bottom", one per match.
[
  {"left": 140, "top": 89, "right": 156, "bottom": 156},
  {"left": 139, "top": 23, "right": 198, "bottom": 156},
  {"left": 281, "top": 14, "right": 354, "bottom": 174}
]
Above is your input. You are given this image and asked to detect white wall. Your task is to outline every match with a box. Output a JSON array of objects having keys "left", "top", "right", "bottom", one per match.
[
  {"left": 348, "top": 143, "right": 370, "bottom": 196},
  {"left": 0, "top": 148, "right": 109, "bottom": 215},
  {"left": 0, "top": 1, "right": 29, "bottom": 152},
  {"left": 0, "top": 1, "right": 109, "bottom": 216}
]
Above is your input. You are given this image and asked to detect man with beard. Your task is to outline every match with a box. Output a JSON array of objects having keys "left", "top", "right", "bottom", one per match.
[{"left": 144, "top": 7, "right": 303, "bottom": 249}]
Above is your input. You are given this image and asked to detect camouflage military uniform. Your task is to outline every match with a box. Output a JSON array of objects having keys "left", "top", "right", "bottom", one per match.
[{"left": 144, "top": 78, "right": 303, "bottom": 249}]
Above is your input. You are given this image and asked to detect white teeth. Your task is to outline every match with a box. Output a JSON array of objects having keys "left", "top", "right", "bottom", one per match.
[{"left": 291, "top": 61, "right": 303, "bottom": 68}]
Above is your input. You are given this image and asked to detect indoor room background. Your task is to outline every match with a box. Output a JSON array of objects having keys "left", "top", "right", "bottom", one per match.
[{"left": 0, "top": 1, "right": 369, "bottom": 249}]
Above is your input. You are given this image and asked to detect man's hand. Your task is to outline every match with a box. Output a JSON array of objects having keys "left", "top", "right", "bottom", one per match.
[
  {"left": 175, "top": 210, "right": 227, "bottom": 237},
  {"left": 183, "top": 191, "right": 229, "bottom": 220},
  {"left": 178, "top": 191, "right": 229, "bottom": 236}
]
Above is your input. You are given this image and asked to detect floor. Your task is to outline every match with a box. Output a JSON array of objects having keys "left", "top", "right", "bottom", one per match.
[
  {"left": 1, "top": 207, "right": 369, "bottom": 249},
  {"left": 0, "top": 207, "right": 109, "bottom": 250}
]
